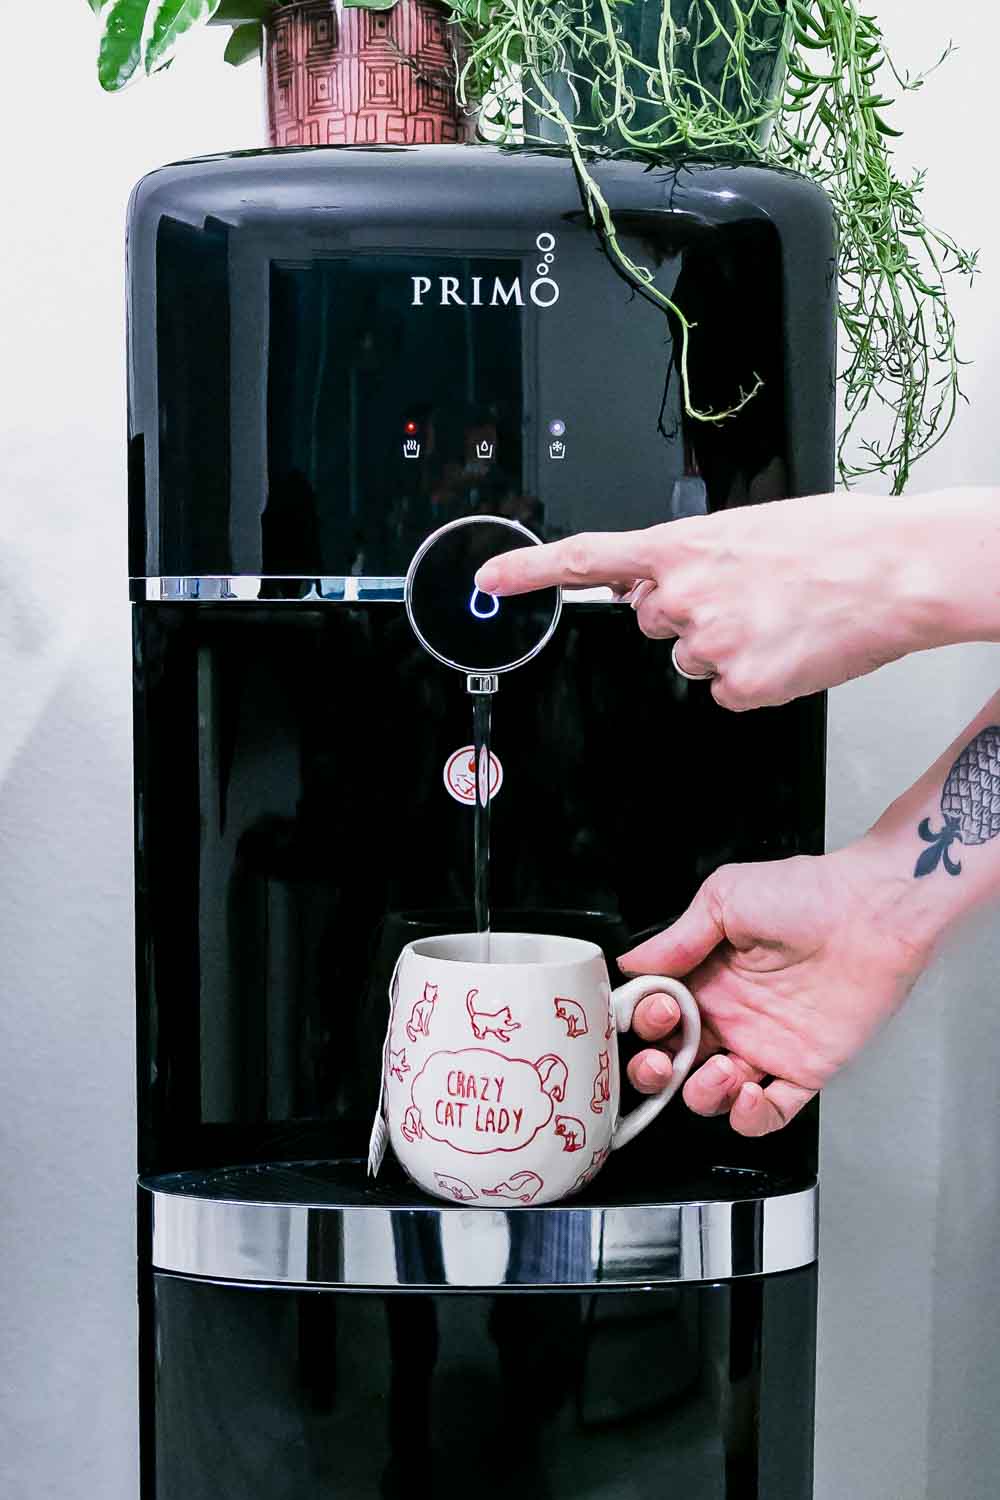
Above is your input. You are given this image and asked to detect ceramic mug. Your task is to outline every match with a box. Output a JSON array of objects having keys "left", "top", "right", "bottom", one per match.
[{"left": 383, "top": 932, "right": 700, "bottom": 1206}]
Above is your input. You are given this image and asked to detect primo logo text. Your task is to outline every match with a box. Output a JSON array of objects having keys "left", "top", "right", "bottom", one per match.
[{"left": 411, "top": 233, "right": 560, "bottom": 309}]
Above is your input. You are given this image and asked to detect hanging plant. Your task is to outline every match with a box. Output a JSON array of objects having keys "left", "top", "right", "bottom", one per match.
[{"left": 84, "top": 0, "right": 977, "bottom": 492}]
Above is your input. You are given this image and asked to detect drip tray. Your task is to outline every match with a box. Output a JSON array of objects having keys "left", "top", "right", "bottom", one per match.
[
  {"left": 144, "top": 1156, "right": 785, "bottom": 1208},
  {"left": 140, "top": 1158, "right": 817, "bottom": 1290}
]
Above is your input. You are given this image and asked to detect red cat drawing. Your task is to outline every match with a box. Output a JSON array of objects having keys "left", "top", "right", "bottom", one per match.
[
  {"left": 535, "top": 1054, "right": 568, "bottom": 1102},
  {"left": 434, "top": 1173, "right": 477, "bottom": 1203},
  {"left": 389, "top": 1048, "right": 410, "bottom": 1083},
  {"left": 482, "top": 1171, "right": 544, "bottom": 1204},
  {"left": 554, "top": 1114, "right": 587, "bottom": 1153},
  {"left": 401, "top": 1105, "right": 423, "bottom": 1143},
  {"left": 405, "top": 982, "right": 438, "bottom": 1043},
  {"left": 466, "top": 988, "right": 521, "bottom": 1044},
  {"left": 590, "top": 1051, "right": 611, "bottom": 1115},
  {"left": 571, "top": 1147, "right": 610, "bottom": 1194},
  {"left": 553, "top": 996, "right": 588, "bottom": 1038}
]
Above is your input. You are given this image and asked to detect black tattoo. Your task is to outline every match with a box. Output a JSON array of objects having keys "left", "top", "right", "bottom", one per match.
[{"left": 915, "top": 725, "right": 1000, "bottom": 878}]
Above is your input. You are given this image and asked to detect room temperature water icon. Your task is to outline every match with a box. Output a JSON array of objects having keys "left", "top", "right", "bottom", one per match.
[
  {"left": 469, "top": 588, "right": 500, "bottom": 620},
  {"left": 476, "top": 440, "right": 494, "bottom": 461}
]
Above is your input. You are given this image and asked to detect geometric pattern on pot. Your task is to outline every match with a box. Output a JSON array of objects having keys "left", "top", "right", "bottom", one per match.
[{"left": 265, "top": 0, "right": 473, "bottom": 148}]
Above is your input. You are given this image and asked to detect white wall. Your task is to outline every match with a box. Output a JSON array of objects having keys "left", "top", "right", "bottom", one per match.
[
  {"left": 0, "top": 5, "right": 998, "bottom": 1499},
  {"left": 0, "top": 12, "right": 260, "bottom": 1498},
  {"left": 817, "top": 6, "right": 1000, "bottom": 1498}
]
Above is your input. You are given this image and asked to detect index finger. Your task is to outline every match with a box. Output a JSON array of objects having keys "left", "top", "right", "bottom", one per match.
[{"left": 475, "top": 528, "right": 659, "bottom": 596}]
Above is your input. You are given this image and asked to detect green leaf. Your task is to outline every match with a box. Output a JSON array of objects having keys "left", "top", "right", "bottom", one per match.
[
  {"left": 224, "top": 20, "right": 262, "bottom": 65},
  {"left": 143, "top": 0, "right": 223, "bottom": 76},
  {"left": 86, "top": 0, "right": 104, "bottom": 14},
  {"left": 873, "top": 112, "right": 903, "bottom": 138},
  {"left": 98, "top": 0, "right": 152, "bottom": 91},
  {"left": 343, "top": 0, "right": 399, "bottom": 10}
]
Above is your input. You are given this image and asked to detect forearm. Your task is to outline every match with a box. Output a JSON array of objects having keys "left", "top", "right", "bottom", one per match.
[
  {"left": 846, "top": 688, "right": 1000, "bottom": 956},
  {"left": 885, "top": 487, "right": 1000, "bottom": 654}
]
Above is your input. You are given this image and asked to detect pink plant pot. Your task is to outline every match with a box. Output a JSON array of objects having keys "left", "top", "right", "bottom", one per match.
[{"left": 264, "top": 0, "right": 474, "bottom": 147}]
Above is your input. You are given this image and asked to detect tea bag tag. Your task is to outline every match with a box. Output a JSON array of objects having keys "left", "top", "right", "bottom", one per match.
[
  {"left": 367, "top": 953, "right": 403, "bottom": 1178},
  {"left": 367, "top": 1112, "right": 389, "bottom": 1179}
]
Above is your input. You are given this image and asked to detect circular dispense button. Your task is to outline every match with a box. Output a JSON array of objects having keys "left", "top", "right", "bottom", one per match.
[{"left": 404, "top": 515, "right": 561, "bottom": 675}]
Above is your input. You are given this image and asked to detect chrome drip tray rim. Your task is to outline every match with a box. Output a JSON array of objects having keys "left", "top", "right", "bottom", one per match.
[{"left": 141, "top": 1158, "right": 817, "bottom": 1290}]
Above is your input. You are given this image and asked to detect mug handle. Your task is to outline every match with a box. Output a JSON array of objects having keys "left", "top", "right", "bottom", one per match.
[{"left": 609, "top": 975, "right": 701, "bottom": 1151}]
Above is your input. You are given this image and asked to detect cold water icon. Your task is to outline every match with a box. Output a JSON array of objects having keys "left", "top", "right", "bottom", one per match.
[{"left": 468, "top": 587, "right": 500, "bottom": 620}]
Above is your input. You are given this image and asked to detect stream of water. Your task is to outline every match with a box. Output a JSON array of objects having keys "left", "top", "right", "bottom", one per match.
[{"left": 472, "top": 693, "right": 492, "bottom": 963}]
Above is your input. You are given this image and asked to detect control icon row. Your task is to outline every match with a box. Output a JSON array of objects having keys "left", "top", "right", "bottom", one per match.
[{"left": 403, "top": 438, "right": 567, "bottom": 459}]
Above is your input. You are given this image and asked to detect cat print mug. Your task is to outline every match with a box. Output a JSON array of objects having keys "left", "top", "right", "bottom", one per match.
[{"left": 381, "top": 932, "right": 700, "bottom": 1206}]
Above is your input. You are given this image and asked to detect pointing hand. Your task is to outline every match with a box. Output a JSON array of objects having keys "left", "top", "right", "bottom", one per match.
[{"left": 475, "top": 490, "right": 992, "bottom": 710}]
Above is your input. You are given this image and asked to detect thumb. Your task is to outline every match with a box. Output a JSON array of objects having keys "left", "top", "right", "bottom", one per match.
[{"left": 619, "top": 875, "right": 727, "bottom": 978}]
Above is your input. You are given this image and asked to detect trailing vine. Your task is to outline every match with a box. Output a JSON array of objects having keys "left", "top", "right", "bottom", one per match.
[
  {"left": 86, "top": 0, "right": 977, "bottom": 491},
  {"left": 449, "top": 0, "right": 978, "bottom": 491}
]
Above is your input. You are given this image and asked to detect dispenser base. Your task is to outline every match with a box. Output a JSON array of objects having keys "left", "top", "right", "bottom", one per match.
[{"left": 142, "top": 1264, "right": 816, "bottom": 1500}]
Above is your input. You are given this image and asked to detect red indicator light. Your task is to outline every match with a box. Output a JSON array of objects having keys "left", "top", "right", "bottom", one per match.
[{"left": 404, "top": 421, "right": 418, "bottom": 434}]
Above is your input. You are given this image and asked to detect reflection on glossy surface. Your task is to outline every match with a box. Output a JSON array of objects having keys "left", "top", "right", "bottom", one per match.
[
  {"left": 145, "top": 1267, "right": 816, "bottom": 1499},
  {"left": 128, "top": 146, "right": 836, "bottom": 578}
]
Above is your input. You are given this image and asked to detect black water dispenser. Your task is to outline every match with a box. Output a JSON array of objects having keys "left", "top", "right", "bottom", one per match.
[{"left": 129, "top": 144, "right": 833, "bottom": 1498}]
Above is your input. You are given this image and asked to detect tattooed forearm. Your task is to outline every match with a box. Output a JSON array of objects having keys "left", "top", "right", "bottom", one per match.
[{"left": 915, "top": 725, "right": 1000, "bottom": 878}]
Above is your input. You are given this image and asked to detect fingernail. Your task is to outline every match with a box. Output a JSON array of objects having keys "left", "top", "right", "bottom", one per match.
[
  {"left": 739, "top": 1082, "right": 759, "bottom": 1106},
  {"left": 708, "top": 1056, "right": 735, "bottom": 1083},
  {"left": 647, "top": 995, "right": 677, "bottom": 1028},
  {"left": 474, "top": 565, "right": 499, "bottom": 591},
  {"left": 636, "top": 1055, "right": 671, "bottom": 1088}
]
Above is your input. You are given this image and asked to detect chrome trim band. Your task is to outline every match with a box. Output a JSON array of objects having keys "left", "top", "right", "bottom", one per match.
[
  {"left": 142, "top": 1180, "right": 817, "bottom": 1289},
  {"left": 130, "top": 577, "right": 616, "bottom": 604}
]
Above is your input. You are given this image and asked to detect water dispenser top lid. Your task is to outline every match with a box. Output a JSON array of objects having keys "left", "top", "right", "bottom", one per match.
[{"left": 404, "top": 514, "right": 561, "bottom": 676}]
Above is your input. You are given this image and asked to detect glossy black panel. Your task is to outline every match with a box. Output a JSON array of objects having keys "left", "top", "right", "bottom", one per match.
[
  {"left": 127, "top": 145, "right": 836, "bottom": 577},
  {"left": 143, "top": 1267, "right": 816, "bottom": 1500},
  {"left": 133, "top": 599, "right": 824, "bottom": 1180}
]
